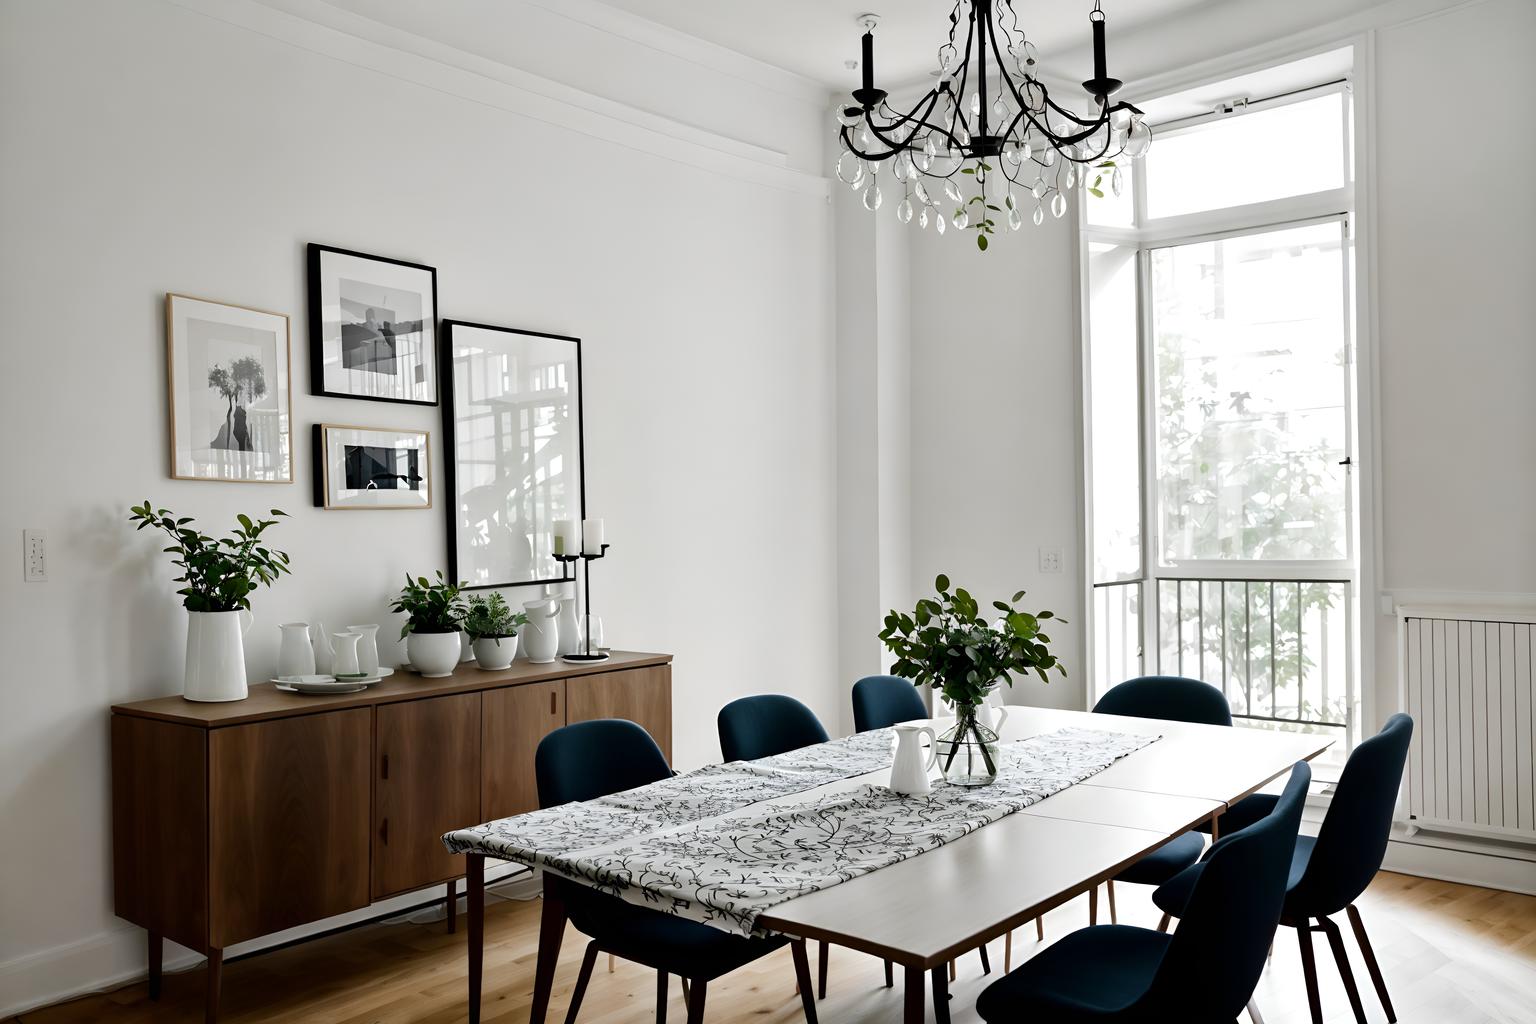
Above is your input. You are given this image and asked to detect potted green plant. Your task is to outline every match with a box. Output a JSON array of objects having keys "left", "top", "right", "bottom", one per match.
[
  {"left": 463, "top": 592, "right": 528, "bottom": 671},
  {"left": 879, "top": 574, "right": 1065, "bottom": 786},
  {"left": 128, "top": 502, "right": 292, "bottom": 703},
  {"left": 390, "top": 571, "right": 467, "bottom": 678}
]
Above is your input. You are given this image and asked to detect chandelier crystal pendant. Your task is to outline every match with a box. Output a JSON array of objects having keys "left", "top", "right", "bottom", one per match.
[{"left": 837, "top": 0, "right": 1151, "bottom": 250}]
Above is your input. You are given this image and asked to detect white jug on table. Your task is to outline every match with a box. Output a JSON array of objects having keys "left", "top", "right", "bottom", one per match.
[{"left": 890, "top": 723, "right": 939, "bottom": 795}]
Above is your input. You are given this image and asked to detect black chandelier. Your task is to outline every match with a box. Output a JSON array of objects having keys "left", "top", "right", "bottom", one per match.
[{"left": 837, "top": 0, "right": 1151, "bottom": 249}]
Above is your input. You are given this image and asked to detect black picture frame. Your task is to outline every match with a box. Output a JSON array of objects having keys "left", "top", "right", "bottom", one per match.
[
  {"left": 307, "top": 242, "right": 439, "bottom": 406},
  {"left": 440, "top": 319, "right": 586, "bottom": 590}
]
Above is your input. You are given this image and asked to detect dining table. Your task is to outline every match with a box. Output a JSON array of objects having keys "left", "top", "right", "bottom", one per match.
[{"left": 448, "top": 705, "right": 1332, "bottom": 1024}]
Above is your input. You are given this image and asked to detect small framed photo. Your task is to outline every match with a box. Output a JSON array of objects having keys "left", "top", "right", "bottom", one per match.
[
  {"left": 308, "top": 243, "right": 437, "bottom": 405},
  {"left": 314, "top": 424, "right": 432, "bottom": 510},
  {"left": 166, "top": 293, "right": 293, "bottom": 483}
]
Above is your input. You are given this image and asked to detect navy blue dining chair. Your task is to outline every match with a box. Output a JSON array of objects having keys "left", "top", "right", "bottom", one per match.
[
  {"left": 534, "top": 719, "right": 819, "bottom": 1024},
  {"left": 1152, "top": 713, "right": 1414, "bottom": 1024},
  {"left": 717, "top": 694, "right": 829, "bottom": 763},
  {"left": 976, "top": 760, "right": 1311, "bottom": 1024},
  {"left": 851, "top": 675, "right": 928, "bottom": 732}
]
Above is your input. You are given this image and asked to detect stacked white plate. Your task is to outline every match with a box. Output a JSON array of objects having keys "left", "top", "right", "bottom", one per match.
[{"left": 272, "top": 668, "right": 394, "bottom": 694}]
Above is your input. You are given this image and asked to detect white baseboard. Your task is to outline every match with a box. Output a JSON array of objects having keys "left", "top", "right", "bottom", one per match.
[
  {"left": 1381, "top": 833, "right": 1536, "bottom": 896},
  {"left": 0, "top": 862, "right": 531, "bottom": 1019}
]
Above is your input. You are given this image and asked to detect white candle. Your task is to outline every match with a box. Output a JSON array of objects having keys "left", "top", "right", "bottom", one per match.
[
  {"left": 552, "top": 519, "right": 574, "bottom": 556},
  {"left": 581, "top": 517, "right": 605, "bottom": 554}
]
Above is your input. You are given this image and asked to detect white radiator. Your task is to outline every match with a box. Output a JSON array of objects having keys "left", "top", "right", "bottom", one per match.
[{"left": 1399, "top": 607, "right": 1536, "bottom": 844}]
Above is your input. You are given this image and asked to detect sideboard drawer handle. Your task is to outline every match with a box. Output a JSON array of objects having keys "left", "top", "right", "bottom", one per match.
[
  {"left": 381, "top": 753, "right": 389, "bottom": 780},
  {"left": 379, "top": 818, "right": 389, "bottom": 844},
  {"left": 550, "top": 692, "right": 557, "bottom": 716}
]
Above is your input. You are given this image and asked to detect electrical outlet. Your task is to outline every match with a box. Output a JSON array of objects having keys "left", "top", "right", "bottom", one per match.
[
  {"left": 23, "top": 529, "right": 46, "bottom": 582},
  {"left": 1038, "top": 546, "right": 1063, "bottom": 574}
]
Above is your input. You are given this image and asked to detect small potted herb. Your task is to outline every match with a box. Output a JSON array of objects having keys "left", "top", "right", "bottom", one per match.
[
  {"left": 390, "top": 571, "right": 467, "bottom": 677},
  {"left": 128, "top": 502, "right": 292, "bottom": 702},
  {"left": 464, "top": 593, "right": 528, "bottom": 671}
]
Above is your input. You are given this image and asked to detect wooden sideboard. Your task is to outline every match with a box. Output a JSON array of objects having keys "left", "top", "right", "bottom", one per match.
[{"left": 111, "top": 651, "right": 671, "bottom": 1023}]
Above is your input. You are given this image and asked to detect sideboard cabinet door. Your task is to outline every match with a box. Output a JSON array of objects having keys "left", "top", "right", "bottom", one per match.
[
  {"left": 482, "top": 681, "right": 565, "bottom": 821},
  {"left": 208, "top": 710, "right": 372, "bottom": 947},
  {"left": 374, "top": 693, "right": 481, "bottom": 899},
  {"left": 567, "top": 665, "right": 672, "bottom": 760}
]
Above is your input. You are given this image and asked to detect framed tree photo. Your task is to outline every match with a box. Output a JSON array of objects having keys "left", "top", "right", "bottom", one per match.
[
  {"left": 166, "top": 293, "right": 293, "bottom": 483},
  {"left": 314, "top": 424, "right": 431, "bottom": 510},
  {"left": 307, "top": 243, "right": 438, "bottom": 405},
  {"left": 441, "top": 320, "right": 584, "bottom": 588}
]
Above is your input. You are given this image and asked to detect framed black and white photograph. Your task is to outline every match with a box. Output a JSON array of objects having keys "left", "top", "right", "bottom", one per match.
[
  {"left": 308, "top": 243, "right": 438, "bottom": 405},
  {"left": 166, "top": 293, "right": 292, "bottom": 483},
  {"left": 314, "top": 424, "right": 431, "bottom": 510},
  {"left": 442, "top": 320, "right": 584, "bottom": 588}
]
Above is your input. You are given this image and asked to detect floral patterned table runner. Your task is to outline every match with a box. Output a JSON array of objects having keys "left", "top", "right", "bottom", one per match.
[{"left": 444, "top": 726, "right": 1157, "bottom": 937}]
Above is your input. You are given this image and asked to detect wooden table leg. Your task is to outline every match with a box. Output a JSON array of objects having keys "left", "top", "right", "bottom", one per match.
[
  {"left": 903, "top": 965, "right": 925, "bottom": 1024},
  {"left": 447, "top": 878, "right": 458, "bottom": 935},
  {"left": 529, "top": 876, "right": 568, "bottom": 1024},
  {"left": 147, "top": 931, "right": 162, "bottom": 1000},
  {"left": 817, "top": 938, "right": 829, "bottom": 999},
  {"left": 467, "top": 855, "right": 484, "bottom": 1024},
  {"left": 205, "top": 948, "right": 222, "bottom": 1024},
  {"left": 790, "top": 939, "right": 819, "bottom": 1024},
  {"left": 930, "top": 964, "right": 952, "bottom": 1024}
]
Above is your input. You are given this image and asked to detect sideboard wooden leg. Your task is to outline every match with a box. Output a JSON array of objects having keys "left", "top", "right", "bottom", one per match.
[
  {"left": 467, "top": 855, "right": 485, "bottom": 1024},
  {"left": 446, "top": 878, "right": 457, "bottom": 934},
  {"left": 205, "top": 948, "right": 223, "bottom": 1024},
  {"left": 147, "top": 931, "right": 162, "bottom": 1000}
]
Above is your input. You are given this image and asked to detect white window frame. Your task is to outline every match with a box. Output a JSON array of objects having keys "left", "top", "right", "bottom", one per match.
[{"left": 1077, "top": 42, "right": 1381, "bottom": 762}]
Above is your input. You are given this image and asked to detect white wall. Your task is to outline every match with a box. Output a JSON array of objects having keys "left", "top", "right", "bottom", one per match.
[
  {"left": 906, "top": 216, "right": 1088, "bottom": 712},
  {"left": 0, "top": 0, "right": 835, "bottom": 1013}
]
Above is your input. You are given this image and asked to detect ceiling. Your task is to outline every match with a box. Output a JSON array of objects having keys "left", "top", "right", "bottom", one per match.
[{"left": 594, "top": 0, "right": 1222, "bottom": 87}]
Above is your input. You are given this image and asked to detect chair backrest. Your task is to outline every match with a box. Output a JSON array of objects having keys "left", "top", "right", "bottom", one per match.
[
  {"left": 1092, "top": 675, "right": 1234, "bottom": 727},
  {"left": 1291, "top": 713, "right": 1413, "bottom": 916},
  {"left": 535, "top": 718, "right": 672, "bottom": 808},
  {"left": 1148, "top": 761, "right": 1310, "bottom": 1020},
  {"left": 851, "top": 675, "right": 928, "bottom": 732},
  {"left": 717, "top": 694, "right": 830, "bottom": 762}
]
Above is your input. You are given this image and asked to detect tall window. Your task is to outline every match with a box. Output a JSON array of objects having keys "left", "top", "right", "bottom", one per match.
[{"left": 1084, "top": 69, "right": 1361, "bottom": 764}]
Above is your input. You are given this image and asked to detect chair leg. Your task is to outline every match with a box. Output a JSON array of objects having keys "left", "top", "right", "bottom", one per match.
[
  {"left": 1156, "top": 912, "right": 1170, "bottom": 934},
  {"left": 1247, "top": 998, "right": 1266, "bottom": 1024},
  {"left": 929, "top": 965, "right": 952, "bottom": 1024},
  {"left": 1319, "top": 915, "right": 1368, "bottom": 1024},
  {"left": 947, "top": 959, "right": 956, "bottom": 982},
  {"left": 1036, "top": 915, "right": 1044, "bottom": 941},
  {"left": 609, "top": 953, "right": 616, "bottom": 974},
  {"left": 1088, "top": 885, "right": 1098, "bottom": 926},
  {"left": 656, "top": 972, "right": 669, "bottom": 1024},
  {"left": 884, "top": 958, "right": 894, "bottom": 988},
  {"left": 685, "top": 979, "right": 708, "bottom": 1024},
  {"left": 1004, "top": 930, "right": 1012, "bottom": 973},
  {"left": 817, "top": 939, "right": 829, "bottom": 999},
  {"left": 1295, "top": 921, "right": 1325, "bottom": 1024},
  {"left": 1346, "top": 904, "right": 1397, "bottom": 1023},
  {"left": 791, "top": 939, "right": 819, "bottom": 1024},
  {"left": 563, "top": 942, "right": 600, "bottom": 1024}
]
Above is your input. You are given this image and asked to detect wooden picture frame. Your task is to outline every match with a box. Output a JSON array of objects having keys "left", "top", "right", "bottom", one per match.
[
  {"left": 313, "top": 423, "right": 432, "bottom": 510},
  {"left": 441, "top": 320, "right": 585, "bottom": 589},
  {"left": 307, "top": 243, "right": 438, "bottom": 405},
  {"left": 166, "top": 293, "right": 293, "bottom": 483}
]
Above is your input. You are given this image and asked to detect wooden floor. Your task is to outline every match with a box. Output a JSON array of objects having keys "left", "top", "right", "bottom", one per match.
[{"left": 11, "top": 872, "right": 1535, "bottom": 1024}]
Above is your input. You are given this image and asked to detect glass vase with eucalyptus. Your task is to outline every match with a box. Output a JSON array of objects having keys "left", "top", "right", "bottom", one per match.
[{"left": 880, "top": 575, "right": 1066, "bottom": 787}]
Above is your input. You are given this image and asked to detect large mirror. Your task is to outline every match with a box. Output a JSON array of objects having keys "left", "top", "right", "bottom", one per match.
[{"left": 441, "top": 321, "right": 584, "bottom": 589}]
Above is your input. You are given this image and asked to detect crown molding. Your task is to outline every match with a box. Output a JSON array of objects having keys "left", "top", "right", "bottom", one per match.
[{"left": 167, "top": 0, "right": 830, "bottom": 197}]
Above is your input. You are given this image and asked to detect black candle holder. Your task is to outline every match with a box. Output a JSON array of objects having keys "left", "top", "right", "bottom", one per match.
[{"left": 554, "top": 545, "right": 610, "bottom": 663}]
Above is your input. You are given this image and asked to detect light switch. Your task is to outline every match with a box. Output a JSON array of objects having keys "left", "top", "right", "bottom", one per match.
[
  {"left": 23, "top": 530, "right": 46, "bottom": 582},
  {"left": 1038, "top": 546, "right": 1063, "bottom": 574}
]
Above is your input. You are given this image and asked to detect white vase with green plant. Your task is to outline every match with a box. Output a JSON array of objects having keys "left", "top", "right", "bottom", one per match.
[
  {"left": 464, "top": 593, "right": 528, "bottom": 671},
  {"left": 129, "top": 502, "right": 292, "bottom": 703},
  {"left": 391, "top": 572, "right": 467, "bottom": 678},
  {"left": 879, "top": 574, "right": 1066, "bottom": 786}
]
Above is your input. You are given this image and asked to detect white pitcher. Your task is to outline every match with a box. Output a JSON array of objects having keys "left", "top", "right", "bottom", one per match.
[
  {"left": 346, "top": 624, "right": 381, "bottom": 676},
  {"left": 520, "top": 599, "right": 560, "bottom": 664},
  {"left": 555, "top": 593, "right": 581, "bottom": 657},
  {"left": 331, "top": 632, "right": 362, "bottom": 676},
  {"left": 277, "top": 623, "right": 315, "bottom": 679},
  {"left": 185, "top": 609, "right": 253, "bottom": 703},
  {"left": 889, "top": 723, "right": 939, "bottom": 795}
]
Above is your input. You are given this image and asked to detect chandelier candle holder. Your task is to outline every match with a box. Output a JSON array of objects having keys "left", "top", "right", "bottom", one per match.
[
  {"left": 554, "top": 545, "right": 610, "bottom": 664},
  {"left": 837, "top": 0, "right": 1151, "bottom": 249}
]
